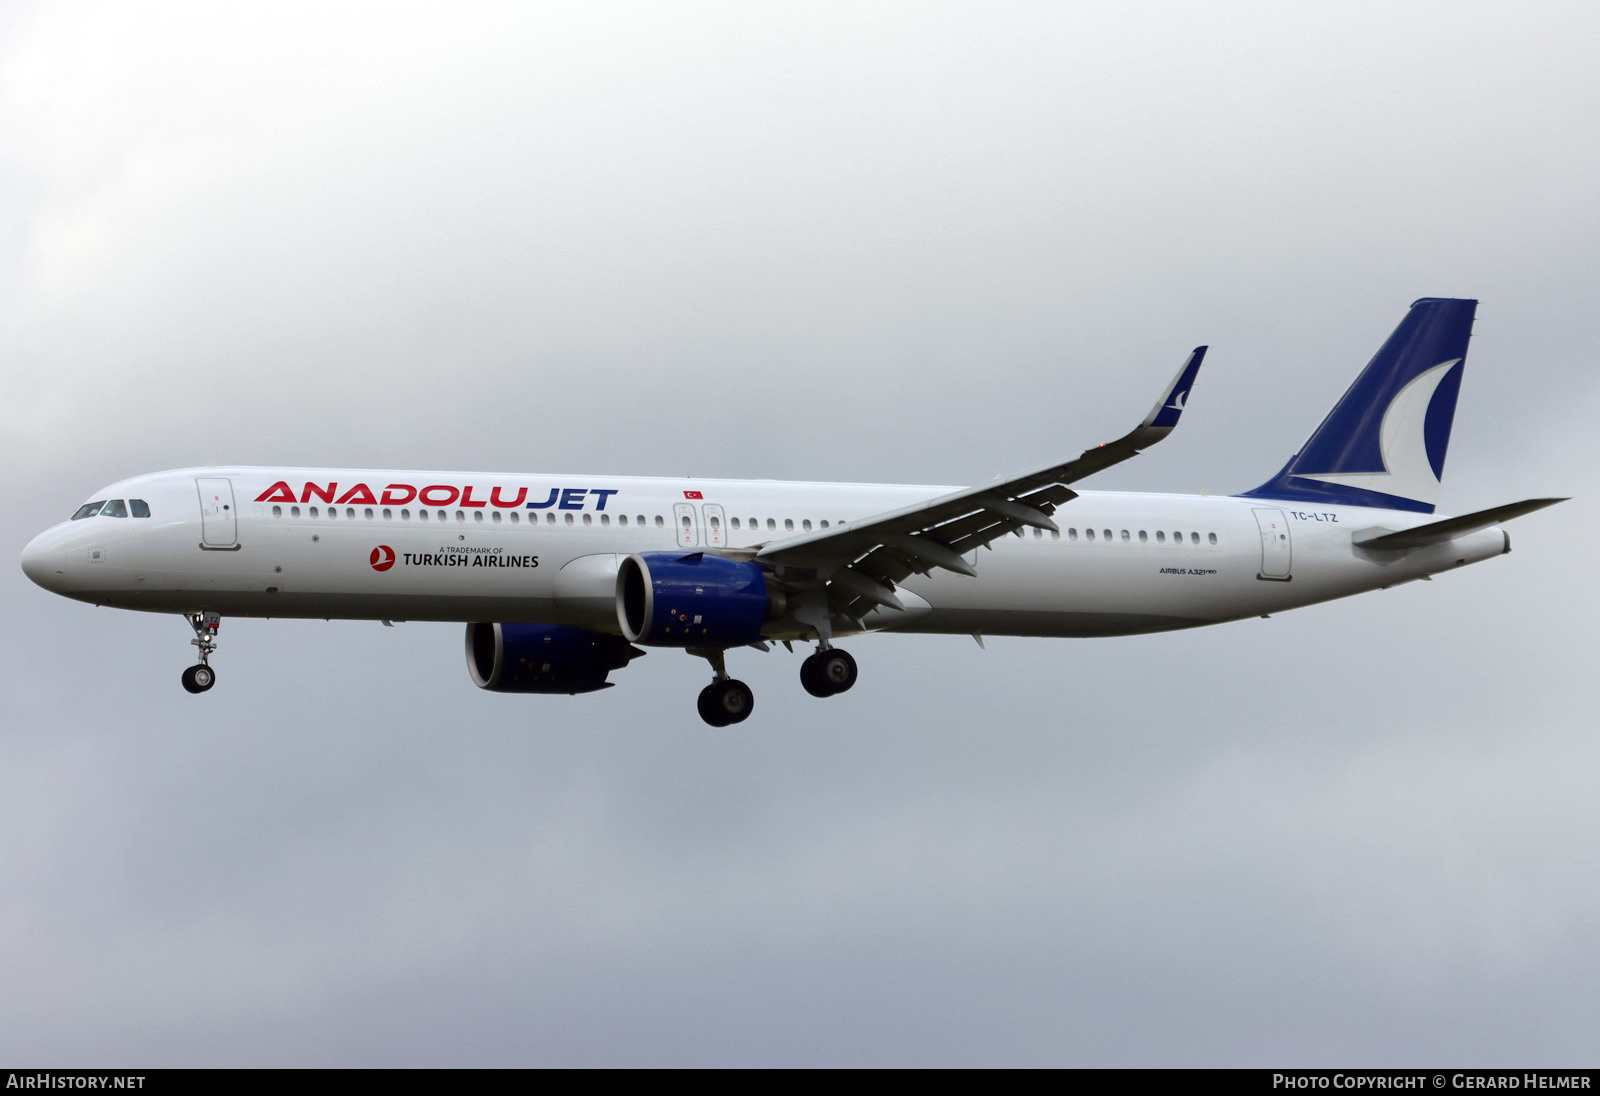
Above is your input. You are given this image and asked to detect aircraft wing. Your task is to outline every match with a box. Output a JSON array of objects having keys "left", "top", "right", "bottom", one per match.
[{"left": 753, "top": 346, "right": 1207, "bottom": 623}]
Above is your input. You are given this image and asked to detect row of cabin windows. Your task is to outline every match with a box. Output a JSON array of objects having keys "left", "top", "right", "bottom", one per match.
[
  {"left": 1057, "top": 527, "right": 1216, "bottom": 544},
  {"left": 1005, "top": 527, "right": 1219, "bottom": 545},
  {"left": 723, "top": 517, "right": 833, "bottom": 532},
  {"left": 261, "top": 504, "right": 1218, "bottom": 546},
  {"left": 270, "top": 505, "right": 669, "bottom": 525},
  {"left": 71, "top": 499, "right": 151, "bottom": 520},
  {"left": 267, "top": 506, "right": 846, "bottom": 530}
]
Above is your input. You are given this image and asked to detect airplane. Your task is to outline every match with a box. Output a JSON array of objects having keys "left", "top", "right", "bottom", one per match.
[{"left": 19, "top": 298, "right": 1564, "bottom": 726}]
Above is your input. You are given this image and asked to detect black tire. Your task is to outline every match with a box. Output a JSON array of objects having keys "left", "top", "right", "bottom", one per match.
[
  {"left": 181, "top": 664, "right": 215, "bottom": 694},
  {"left": 819, "top": 649, "right": 857, "bottom": 694},
  {"left": 718, "top": 679, "right": 755, "bottom": 724},
  {"left": 800, "top": 653, "right": 833, "bottom": 698},
  {"left": 697, "top": 683, "right": 731, "bottom": 727}
]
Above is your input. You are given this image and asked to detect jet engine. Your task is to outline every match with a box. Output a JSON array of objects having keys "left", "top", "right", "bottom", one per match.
[
  {"left": 465, "top": 622, "right": 643, "bottom": 694},
  {"left": 616, "top": 552, "right": 783, "bottom": 647}
]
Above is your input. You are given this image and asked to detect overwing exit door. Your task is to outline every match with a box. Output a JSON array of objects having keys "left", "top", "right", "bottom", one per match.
[
  {"left": 673, "top": 502, "right": 700, "bottom": 547},
  {"left": 701, "top": 503, "right": 726, "bottom": 548}
]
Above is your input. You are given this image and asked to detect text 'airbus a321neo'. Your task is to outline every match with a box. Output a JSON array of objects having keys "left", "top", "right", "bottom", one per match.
[{"left": 21, "top": 299, "right": 1564, "bottom": 725}]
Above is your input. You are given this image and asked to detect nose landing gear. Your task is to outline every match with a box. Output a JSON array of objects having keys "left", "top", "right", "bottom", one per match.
[
  {"left": 800, "top": 646, "right": 856, "bottom": 698},
  {"left": 182, "top": 612, "right": 220, "bottom": 694}
]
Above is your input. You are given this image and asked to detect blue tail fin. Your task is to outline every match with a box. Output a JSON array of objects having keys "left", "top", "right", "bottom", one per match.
[{"left": 1239, "top": 298, "right": 1476, "bottom": 514}]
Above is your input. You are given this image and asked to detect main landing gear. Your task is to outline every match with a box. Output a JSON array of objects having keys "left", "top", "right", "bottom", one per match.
[
  {"left": 800, "top": 646, "right": 857, "bottom": 698},
  {"left": 182, "top": 612, "right": 220, "bottom": 694},
  {"left": 688, "top": 643, "right": 858, "bottom": 725},
  {"left": 690, "top": 648, "right": 753, "bottom": 727}
]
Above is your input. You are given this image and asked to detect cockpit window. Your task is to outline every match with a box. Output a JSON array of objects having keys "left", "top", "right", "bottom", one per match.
[
  {"left": 71, "top": 501, "right": 106, "bottom": 520},
  {"left": 129, "top": 499, "right": 151, "bottom": 518},
  {"left": 101, "top": 499, "right": 128, "bottom": 518}
]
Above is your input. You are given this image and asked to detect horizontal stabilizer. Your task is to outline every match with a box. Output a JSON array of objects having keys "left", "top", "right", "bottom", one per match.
[{"left": 1352, "top": 498, "right": 1567, "bottom": 550}]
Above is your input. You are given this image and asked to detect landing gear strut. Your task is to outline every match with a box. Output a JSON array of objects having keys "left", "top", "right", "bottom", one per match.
[
  {"left": 182, "top": 612, "right": 220, "bottom": 694},
  {"left": 690, "top": 647, "right": 754, "bottom": 727},
  {"left": 800, "top": 646, "right": 857, "bottom": 698}
]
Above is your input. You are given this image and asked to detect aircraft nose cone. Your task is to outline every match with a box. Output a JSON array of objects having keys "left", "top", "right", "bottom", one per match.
[{"left": 20, "top": 530, "right": 64, "bottom": 591}]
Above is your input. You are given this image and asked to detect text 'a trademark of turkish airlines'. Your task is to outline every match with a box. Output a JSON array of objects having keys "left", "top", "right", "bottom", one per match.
[{"left": 368, "top": 544, "right": 539, "bottom": 570}]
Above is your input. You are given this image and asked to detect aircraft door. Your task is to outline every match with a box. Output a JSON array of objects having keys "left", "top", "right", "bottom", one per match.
[
  {"left": 673, "top": 502, "right": 699, "bottom": 547},
  {"left": 701, "top": 503, "right": 726, "bottom": 548},
  {"left": 197, "top": 477, "right": 239, "bottom": 549},
  {"left": 1252, "top": 507, "right": 1292, "bottom": 580}
]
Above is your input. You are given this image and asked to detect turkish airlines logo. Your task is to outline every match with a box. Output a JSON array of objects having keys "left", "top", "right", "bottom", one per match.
[
  {"left": 683, "top": 490, "right": 703, "bottom": 499},
  {"left": 370, "top": 545, "right": 396, "bottom": 572}
]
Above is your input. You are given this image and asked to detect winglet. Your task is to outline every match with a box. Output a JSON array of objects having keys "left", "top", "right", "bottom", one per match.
[{"left": 1131, "top": 346, "right": 1207, "bottom": 444}]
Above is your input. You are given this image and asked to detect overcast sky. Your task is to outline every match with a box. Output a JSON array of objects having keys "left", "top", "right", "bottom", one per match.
[{"left": 3, "top": 0, "right": 1598, "bottom": 1066}]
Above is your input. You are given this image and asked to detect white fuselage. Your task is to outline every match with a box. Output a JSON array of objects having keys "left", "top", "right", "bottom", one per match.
[{"left": 20, "top": 467, "right": 1509, "bottom": 640}]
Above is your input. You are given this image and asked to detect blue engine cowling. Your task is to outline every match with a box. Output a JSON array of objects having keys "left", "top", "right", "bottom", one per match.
[
  {"left": 616, "top": 552, "right": 777, "bottom": 647},
  {"left": 465, "top": 622, "right": 643, "bottom": 694}
]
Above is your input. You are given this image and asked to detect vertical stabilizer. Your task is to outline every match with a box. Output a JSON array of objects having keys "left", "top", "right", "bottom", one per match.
[{"left": 1240, "top": 298, "right": 1476, "bottom": 513}]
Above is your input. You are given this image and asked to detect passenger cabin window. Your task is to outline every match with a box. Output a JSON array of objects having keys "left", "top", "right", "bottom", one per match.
[
  {"left": 654, "top": 515, "right": 664, "bottom": 527},
  {"left": 1086, "top": 528, "right": 1095, "bottom": 541},
  {"left": 1138, "top": 530, "right": 1148, "bottom": 542},
  {"left": 101, "top": 499, "right": 128, "bottom": 518},
  {"left": 1156, "top": 531, "right": 1165, "bottom": 543},
  {"left": 730, "top": 517, "right": 740, "bottom": 529},
  {"left": 1208, "top": 532, "right": 1217, "bottom": 544},
  {"left": 784, "top": 519, "right": 794, "bottom": 531},
  {"left": 1068, "top": 528, "right": 1078, "bottom": 540},
  {"left": 272, "top": 505, "right": 283, "bottom": 517},
  {"left": 291, "top": 506, "right": 302, "bottom": 518},
  {"left": 71, "top": 501, "right": 106, "bottom": 520},
  {"left": 1102, "top": 529, "right": 1112, "bottom": 541},
  {"left": 130, "top": 499, "right": 150, "bottom": 518}
]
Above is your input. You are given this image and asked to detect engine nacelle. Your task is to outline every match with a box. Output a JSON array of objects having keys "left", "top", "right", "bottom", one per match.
[
  {"left": 616, "top": 552, "right": 779, "bottom": 647},
  {"left": 465, "top": 622, "right": 642, "bottom": 694}
]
